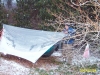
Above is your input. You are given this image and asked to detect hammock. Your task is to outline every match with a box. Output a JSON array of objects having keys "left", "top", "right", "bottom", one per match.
[{"left": 0, "top": 24, "right": 65, "bottom": 63}]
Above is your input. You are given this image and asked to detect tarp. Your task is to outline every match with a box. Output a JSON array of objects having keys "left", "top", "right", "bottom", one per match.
[{"left": 0, "top": 24, "right": 65, "bottom": 63}]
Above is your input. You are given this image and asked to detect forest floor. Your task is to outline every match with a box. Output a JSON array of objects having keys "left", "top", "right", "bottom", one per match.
[
  {"left": 0, "top": 51, "right": 64, "bottom": 75},
  {"left": 0, "top": 50, "right": 100, "bottom": 75}
]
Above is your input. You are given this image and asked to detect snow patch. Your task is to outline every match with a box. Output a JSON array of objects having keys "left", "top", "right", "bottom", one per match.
[
  {"left": 0, "top": 58, "right": 30, "bottom": 75},
  {"left": 72, "top": 55, "right": 100, "bottom": 66},
  {"left": 51, "top": 51, "right": 62, "bottom": 56}
]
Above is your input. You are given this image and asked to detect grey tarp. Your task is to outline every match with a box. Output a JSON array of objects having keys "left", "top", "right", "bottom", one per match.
[{"left": 0, "top": 24, "right": 65, "bottom": 63}]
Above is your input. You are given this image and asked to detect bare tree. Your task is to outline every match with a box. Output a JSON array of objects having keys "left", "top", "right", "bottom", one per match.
[
  {"left": 7, "top": 0, "right": 12, "bottom": 9},
  {"left": 45, "top": 0, "right": 100, "bottom": 64}
]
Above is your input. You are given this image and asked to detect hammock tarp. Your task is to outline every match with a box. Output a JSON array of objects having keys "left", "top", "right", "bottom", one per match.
[{"left": 0, "top": 24, "right": 65, "bottom": 63}]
